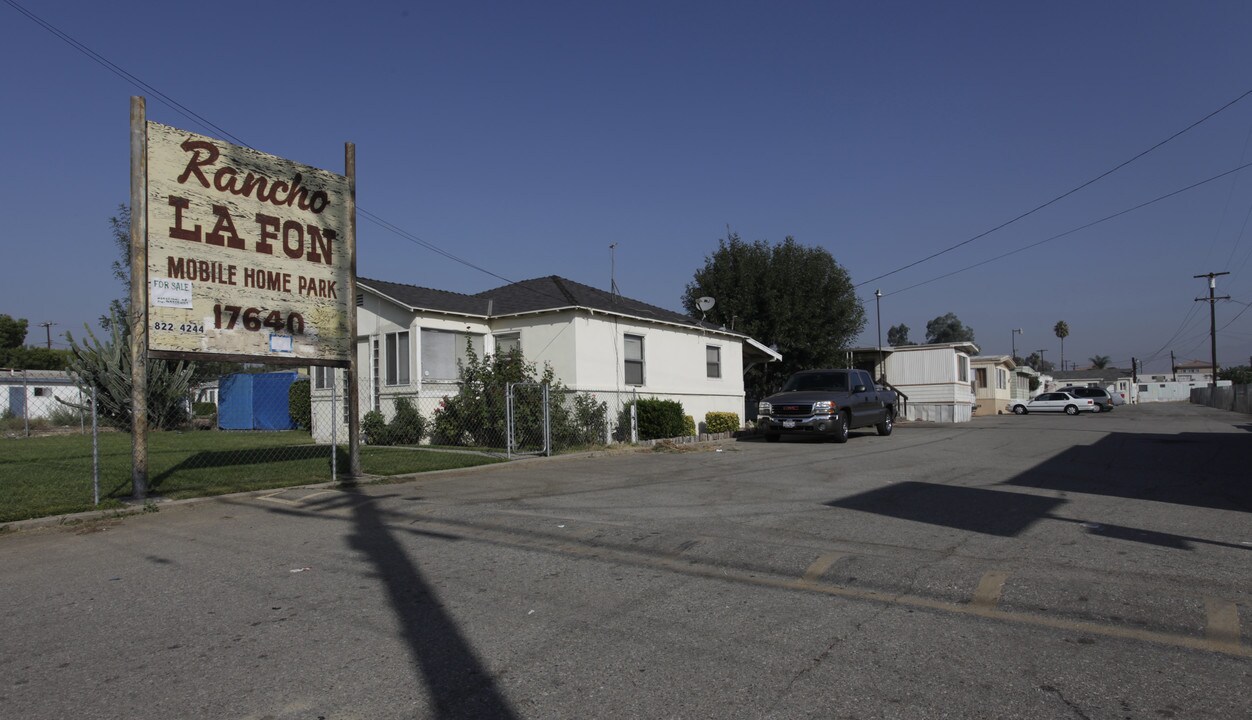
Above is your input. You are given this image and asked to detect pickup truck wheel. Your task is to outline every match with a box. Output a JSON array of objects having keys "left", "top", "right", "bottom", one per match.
[
  {"left": 764, "top": 433, "right": 781, "bottom": 443},
  {"left": 875, "top": 410, "right": 893, "bottom": 436},
  {"left": 831, "top": 412, "right": 850, "bottom": 443}
]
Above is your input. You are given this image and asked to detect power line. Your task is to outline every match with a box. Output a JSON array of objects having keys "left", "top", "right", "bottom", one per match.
[
  {"left": 3, "top": 0, "right": 578, "bottom": 310},
  {"left": 2, "top": 0, "right": 249, "bottom": 148},
  {"left": 881, "top": 159, "right": 1252, "bottom": 298},
  {"left": 856, "top": 87, "right": 1252, "bottom": 288}
]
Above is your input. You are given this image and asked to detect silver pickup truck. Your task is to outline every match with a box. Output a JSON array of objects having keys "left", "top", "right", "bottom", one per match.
[{"left": 756, "top": 368, "right": 896, "bottom": 443}]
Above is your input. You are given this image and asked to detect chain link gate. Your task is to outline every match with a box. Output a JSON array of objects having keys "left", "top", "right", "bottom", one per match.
[{"left": 506, "top": 382, "right": 549, "bottom": 458}]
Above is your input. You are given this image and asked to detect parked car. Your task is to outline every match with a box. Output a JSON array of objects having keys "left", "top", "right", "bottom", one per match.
[
  {"left": 1104, "top": 385, "right": 1127, "bottom": 406},
  {"left": 1008, "top": 392, "right": 1097, "bottom": 415},
  {"left": 1057, "top": 386, "right": 1114, "bottom": 413},
  {"left": 757, "top": 368, "right": 896, "bottom": 443}
]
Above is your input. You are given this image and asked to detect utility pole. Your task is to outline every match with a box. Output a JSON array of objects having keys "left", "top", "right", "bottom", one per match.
[
  {"left": 37, "top": 321, "right": 55, "bottom": 349},
  {"left": 1037, "top": 349, "right": 1047, "bottom": 372},
  {"left": 1193, "top": 272, "right": 1230, "bottom": 389},
  {"left": 1131, "top": 356, "right": 1138, "bottom": 384},
  {"left": 1170, "top": 351, "right": 1176, "bottom": 382},
  {"left": 1011, "top": 328, "right": 1023, "bottom": 363},
  {"left": 874, "top": 289, "right": 884, "bottom": 382}
]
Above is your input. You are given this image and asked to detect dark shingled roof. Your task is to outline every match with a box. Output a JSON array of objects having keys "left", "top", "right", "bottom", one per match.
[{"left": 359, "top": 275, "right": 703, "bottom": 327}]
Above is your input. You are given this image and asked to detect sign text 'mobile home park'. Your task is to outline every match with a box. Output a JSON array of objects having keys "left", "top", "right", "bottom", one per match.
[{"left": 146, "top": 122, "right": 352, "bottom": 365}]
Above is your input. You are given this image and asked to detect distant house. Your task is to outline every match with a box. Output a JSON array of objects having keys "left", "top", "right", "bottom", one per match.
[
  {"left": 851, "top": 342, "right": 979, "bottom": 422},
  {"left": 1171, "top": 359, "right": 1216, "bottom": 384},
  {"left": 970, "top": 355, "right": 1015, "bottom": 415},
  {"left": 0, "top": 369, "right": 84, "bottom": 420},
  {"left": 309, "top": 275, "right": 780, "bottom": 443},
  {"left": 1011, "top": 365, "right": 1039, "bottom": 401}
]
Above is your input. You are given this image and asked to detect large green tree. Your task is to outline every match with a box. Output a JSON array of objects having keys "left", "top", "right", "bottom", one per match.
[
  {"left": 682, "top": 234, "right": 864, "bottom": 398},
  {"left": 887, "top": 323, "right": 914, "bottom": 346},
  {"left": 0, "top": 314, "right": 28, "bottom": 349},
  {"left": 1024, "top": 351, "right": 1055, "bottom": 373},
  {"left": 1088, "top": 354, "right": 1111, "bottom": 369},
  {"left": 0, "top": 315, "right": 70, "bottom": 369},
  {"left": 925, "top": 313, "right": 976, "bottom": 344}
]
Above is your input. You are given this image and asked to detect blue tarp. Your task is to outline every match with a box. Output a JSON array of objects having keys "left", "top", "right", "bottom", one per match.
[{"left": 217, "top": 372, "right": 298, "bottom": 430}]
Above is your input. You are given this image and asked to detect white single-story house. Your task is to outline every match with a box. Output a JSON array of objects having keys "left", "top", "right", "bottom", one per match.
[
  {"left": 0, "top": 369, "right": 86, "bottom": 420},
  {"left": 309, "top": 275, "right": 780, "bottom": 443},
  {"left": 970, "top": 355, "right": 1015, "bottom": 416},
  {"left": 850, "top": 341, "right": 979, "bottom": 423}
]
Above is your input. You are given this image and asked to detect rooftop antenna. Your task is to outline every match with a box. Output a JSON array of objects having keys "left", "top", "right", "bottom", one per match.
[{"left": 609, "top": 242, "right": 620, "bottom": 299}]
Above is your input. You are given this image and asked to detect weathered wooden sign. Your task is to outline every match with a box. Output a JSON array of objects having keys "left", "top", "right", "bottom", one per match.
[{"left": 145, "top": 122, "right": 352, "bottom": 365}]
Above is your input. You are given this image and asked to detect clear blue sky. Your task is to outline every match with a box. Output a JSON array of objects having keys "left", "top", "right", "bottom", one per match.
[{"left": 4, "top": 1, "right": 1252, "bottom": 373}]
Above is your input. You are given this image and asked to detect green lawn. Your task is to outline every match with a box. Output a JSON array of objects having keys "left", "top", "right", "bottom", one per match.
[{"left": 0, "top": 430, "right": 502, "bottom": 523}]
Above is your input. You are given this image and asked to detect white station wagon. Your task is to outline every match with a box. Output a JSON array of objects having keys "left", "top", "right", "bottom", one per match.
[{"left": 1008, "top": 392, "right": 1097, "bottom": 415}]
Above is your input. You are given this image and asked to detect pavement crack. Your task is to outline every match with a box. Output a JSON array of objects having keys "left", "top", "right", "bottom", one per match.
[
  {"left": 767, "top": 604, "right": 895, "bottom": 714},
  {"left": 1041, "top": 684, "right": 1092, "bottom": 720}
]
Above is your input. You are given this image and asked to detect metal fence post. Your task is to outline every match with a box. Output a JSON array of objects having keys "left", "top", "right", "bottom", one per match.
[
  {"left": 22, "top": 370, "right": 30, "bottom": 438},
  {"left": 505, "top": 382, "right": 515, "bottom": 459},
  {"left": 543, "top": 383, "right": 551, "bottom": 456},
  {"left": 331, "top": 375, "right": 338, "bottom": 483},
  {"left": 91, "top": 386, "right": 99, "bottom": 506}
]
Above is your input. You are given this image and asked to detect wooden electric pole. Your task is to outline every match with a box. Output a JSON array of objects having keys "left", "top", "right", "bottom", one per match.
[{"left": 1193, "top": 272, "right": 1230, "bottom": 389}]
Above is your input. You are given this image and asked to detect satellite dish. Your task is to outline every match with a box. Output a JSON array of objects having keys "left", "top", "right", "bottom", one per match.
[{"left": 697, "top": 297, "right": 716, "bottom": 312}]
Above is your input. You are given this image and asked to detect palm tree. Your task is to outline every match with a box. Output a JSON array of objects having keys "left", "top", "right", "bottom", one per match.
[
  {"left": 1054, "top": 321, "right": 1069, "bottom": 371},
  {"left": 1089, "top": 355, "right": 1111, "bottom": 369}
]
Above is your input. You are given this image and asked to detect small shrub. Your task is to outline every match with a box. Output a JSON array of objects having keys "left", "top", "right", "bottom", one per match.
[
  {"left": 362, "top": 410, "right": 389, "bottom": 445},
  {"left": 682, "top": 415, "right": 696, "bottom": 437},
  {"left": 704, "top": 412, "right": 740, "bottom": 434},
  {"left": 628, "top": 398, "right": 685, "bottom": 440},
  {"left": 388, "top": 397, "right": 427, "bottom": 445},
  {"left": 288, "top": 379, "right": 311, "bottom": 431},
  {"left": 193, "top": 402, "right": 217, "bottom": 418},
  {"left": 46, "top": 404, "right": 82, "bottom": 427}
]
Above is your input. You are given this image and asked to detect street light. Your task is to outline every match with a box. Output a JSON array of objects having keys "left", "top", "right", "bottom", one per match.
[
  {"left": 875, "top": 289, "right": 884, "bottom": 382},
  {"left": 1011, "top": 328, "right": 1023, "bottom": 363}
]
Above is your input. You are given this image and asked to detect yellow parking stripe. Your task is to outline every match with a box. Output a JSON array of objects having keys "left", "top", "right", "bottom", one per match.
[
  {"left": 1205, "top": 598, "right": 1242, "bottom": 646},
  {"left": 801, "top": 552, "right": 845, "bottom": 584},
  {"left": 972, "top": 571, "right": 1009, "bottom": 608}
]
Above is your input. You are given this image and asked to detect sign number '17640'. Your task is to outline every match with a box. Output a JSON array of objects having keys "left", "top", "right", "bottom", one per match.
[{"left": 213, "top": 304, "right": 305, "bottom": 335}]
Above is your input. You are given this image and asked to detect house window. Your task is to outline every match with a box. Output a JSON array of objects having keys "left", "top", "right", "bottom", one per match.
[
  {"left": 996, "top": 368, "right": 1007, "bottom": 390},
  {"left": 975, "top": 368, "right": 988, "bottom": 389},
  {"left": 385, "top": 331, "right": 411, "bottom": 386},
  {"left": 495, "top": 333, "right": 521, "bottom": 357},
  {"left": 421, "top": 329, "right": 484, "bottom": 381},
  {"left": 313, "top": 366, "right": 332, "bottom": 390},
  {"left": 1139, "top": 384, "right": 1148, "bottom": 392},
  {"left": 624, "top": 334, "right": 644, "bottom": 385},
  {"left": 33, "top": 387, "right": 50, "bottom": 397},
  {"left": 958, "top": 357, "right": 969, "bottom": 382},
  {"left": 706, "top": 345, "right": 721, "bottom": 379},
  {"left": 372, "top": 339, "right": 381, "bottom": 411}
]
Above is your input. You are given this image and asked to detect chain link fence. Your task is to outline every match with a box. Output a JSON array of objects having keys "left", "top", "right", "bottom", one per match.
[{"left": 3, "top": 364, "right": 674, "bottom": 523}]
